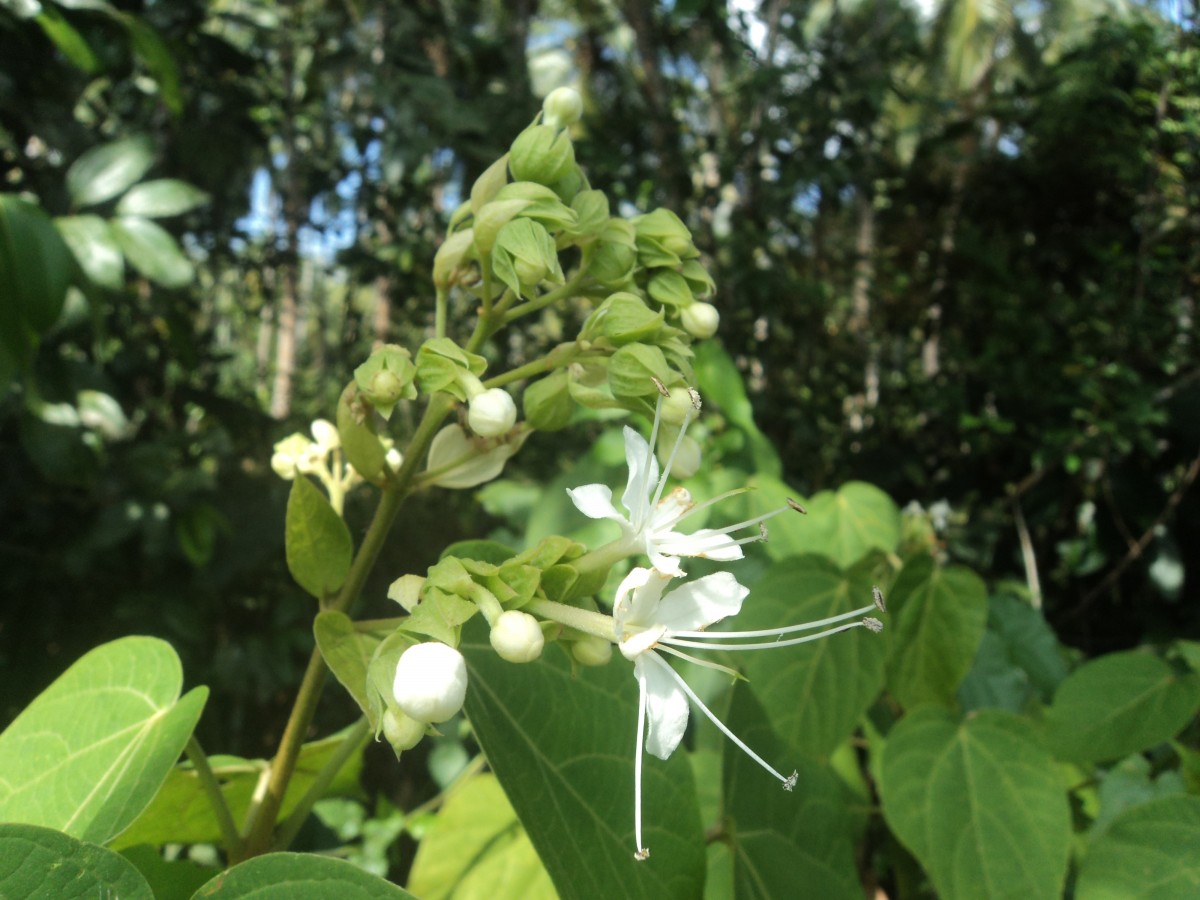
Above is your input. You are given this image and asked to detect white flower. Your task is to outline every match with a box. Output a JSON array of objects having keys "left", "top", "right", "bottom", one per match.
[
  {"left": 392, "top": 642, "right": 468, "bottom": 724},
  {"left": 613, "top": 566, "right": 884, "bottom": 861},
  {"left": 490, "top": 610, "right": 545, "bottom": 663},
  {"left": 567, "top": 384, "right": 798, "bottom": 577}
]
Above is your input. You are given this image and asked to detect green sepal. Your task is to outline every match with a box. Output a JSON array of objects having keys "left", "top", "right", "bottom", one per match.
[
  {"left": 608, "top": 342, "right": 674, "bottom": 399},
  {"left": 581, "top": 291, "right": 665, "bottom": 346},
  {"left": 470, "top": 154, "right": 510, "bottom": 214},
  {"left": 353, "top": 343, "right": 417, "bottom": 419},
  {"left": 336, "top": 381, "right": 387, "bottom": 481},
  {"left": 432, "top": 227, "right": 476, "bottom": 288},
  {"left": 647, "top": 269, "right": 693, "bottom": 308},
  {"left": 492, "top": 218, "right": 564, "bottom": 300},
  {"left": 416, "top": 337, "right": 488, "bottom": 400},
  {"left": 523, "top": 370, "right": 574, "bottom": 431},
  {"left": 508, "top": 124, "right": 575, "bottom": 186}
]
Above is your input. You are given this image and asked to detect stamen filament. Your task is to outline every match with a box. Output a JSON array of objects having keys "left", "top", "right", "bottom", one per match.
[
  {"left": 634, "top": 669, "right": 649, "bottom": 861},
  {"left": 689, "top": 506, "right": 791, "bottom": 538},
  {"left": 661, "top": 620, "right": 868, "bottom": 651},
  {"left": 647, "top": 652, "right": 791, "bottom": 785},
  {"left": 649, "top": 407, "right": 696, "bottom": 511},
  {"left": 657, "top": 643, "right": 742, "bottom": 680},
  {"left": 670, "top": 604, "right": 877, "bottom": 639},
  {"left": 673, "top": 487, "right": 752, "bottom": 524}
]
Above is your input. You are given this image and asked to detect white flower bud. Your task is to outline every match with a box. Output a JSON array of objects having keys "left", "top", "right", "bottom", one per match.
[
  {"left": 490, "top": 610, "right": 545, "bottom": 663},
  {"left": 468, "top": 388, "right": 518, "bottom": 437},
  {"left": 571, "top": 635, "right": 613, "bottom": 667},
  {"left": 382, "top": 708, "right": 425, "bottom": 753},
  {"left": 392, "top": 642, "right": 468, "bottom": 724},
  {"left": 681, "top": 302, "right": 720, "bottom": 339},
  {"left": 543, "top": 87, "right": 583, "bottom": 129},
  {"left": 310, "top": 419, "right": 340, "bottom": 451},
  {"left": 668, "top": 435, "right": 702, "bottom": 479},
  {"left": 270, "top": 451, "right": 297, "bottom": 480}
]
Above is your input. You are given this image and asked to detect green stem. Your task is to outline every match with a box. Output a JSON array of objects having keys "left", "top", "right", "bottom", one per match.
[
  {"left": 272, "top": 717, "right": 372, "bottom": 852},
  {"left": 526, "top": 598, "right": 615, "bottom": 640},
  {"left": 482, "top": 342, "right": 592, "bottom": 389},
  {"left": 501, "top": 270, "right": 590, "bottom": 324},
  {"left": 435, "top": 286, "right": 448, "bottom": 338},
  {"left": 185, "top": 737, "right": 242, "bottom": 858}
]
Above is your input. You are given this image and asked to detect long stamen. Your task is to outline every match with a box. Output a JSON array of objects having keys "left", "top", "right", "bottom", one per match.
[
  {"left": 662, "top": 618, "right": 876, "bottom": 652},
  {"left": 647, "top": 652, "right": 792, "bottom": 786},
  {"left": 634, "top": 385, "right": 669, "bottom": 532},
  {"left": 657, "top": 643, "right": 743, "bottom": 680},
  {"left": 670, "top": 604, "right": 877, "bottom": 639},
  {"left": 649, "top": 407, "right": 695, "bottom": 511},
  {"left": 673, "top": 487, "right": 752, "bottom": 523},
  {"left": 633, "top": 670, "right": 650, "bottom": 861}
]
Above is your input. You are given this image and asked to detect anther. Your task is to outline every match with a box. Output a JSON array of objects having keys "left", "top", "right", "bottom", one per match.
[
  {"left": 650, "top": 376, "right": 670, "bottom": 397},
  {"left": 758, "top": 523, "right": 769, "bottom": 542},
  {"left": 863, "top": 617, "right": 884, "bottom": 633},
  {"left": 872, "top": 586, "right": 886, "bottom": 613},
  {"left": 786, "top": 498, "right": 807, "bottom": 514},
  {"left": 635, "top": 848, "right": 650, "bottom": 861},
  {"left": 782, "top": 771, "right": 798, "bottom": 792},
  {"left": 687, "top": 387, "right": 702, "bottom": 410}
]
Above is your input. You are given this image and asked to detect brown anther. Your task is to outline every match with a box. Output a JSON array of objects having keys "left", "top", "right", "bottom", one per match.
[
  {"left": 862, "top": 617, "right": 884, "bottom": 633},
  {"left": 872, "top": 585, "right": 886, "bottom": 613},
  {"left": 650, "top": 376, "right": 670, "bottom": 397},
  {"left": 786, "top": 498, "right": 807, "bottom": 514},
  {"left": 758, "top": 522, "right": 769, "bottom": 542}
]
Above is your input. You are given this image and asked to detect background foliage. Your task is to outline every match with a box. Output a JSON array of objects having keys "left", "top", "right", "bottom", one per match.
[{"left": 1, "top": 0, "right": 1197, "bottom": 897}]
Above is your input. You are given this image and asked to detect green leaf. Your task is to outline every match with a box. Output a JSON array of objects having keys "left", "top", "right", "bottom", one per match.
[
  {"left": 35, "top": 7, "right": 100, "bottom": 73},
  {"left": 114, "top": 729, "right": 364, "bottom": 848},
  {"left": 111, "top": 216, "right": 194, "bottom": 287},
  {"left": 407, "top": 773, "right": 557, "bottom": 899},
  {"left": 723, "top": 683, "right": 862, "bottom": 900},
  {"left": 124, "top": 18, "right": 183, "bottom": 116},
  {"left": 0, "top": 824, "right": 153, "bottom": 899},
  {"left": 692, "top": 341, "right": 781, "bottom": 478},
  {"left": 885, "top": 556, "right": 988, "bottom": 709},
  {"left": 988, "top": 591, "right": 1068, "bottom": 700},
  {"left": 0, "top": 636, "right": 208, "bottom": 845},
  {"left": 1076, "top": 795, "right": 1200, "bottom": 900},
  {"left": 117, "top": 180, "right": 209, "bottom": 218},
  {"left": 56, "top": 214, "right": 125, "bottom": 289},
  {"left": 0, "top": 194, "right": 75, "bottom": 362},
  {"left": 1042, "top": 650, "right": 1200, "bottom": 765},
  {"left": 801, "top": 481, "right": 901, "bottom": 567},
  {"left": 191, "top": 853, "right": 417, "bottom": 898},
  {"left": 120, "top": 845, "right": 216, "bottom": 900},
  {"left": 461, "top": 622, "right": 705, "bottom": 899},
  {"left": 736, "top": 556, "right": 886, "bottom": 759},
  {"left": 285, "top": 475, "right": 353, "bottom": 599},
  {"left": 66, "top": 136, "right": 155, "bottom": 209},
  {"left": 314, "top": 611, "right": 385, "bottom": 726},
  {"left": 880, "top": 707, "right": 1071, "bottom": 900}
]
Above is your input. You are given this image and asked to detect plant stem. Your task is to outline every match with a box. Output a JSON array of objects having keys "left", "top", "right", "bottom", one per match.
[
  {"left": 272, "top": 717, "right": 371, "bottom": 852},
  {"left": 501, "top": 270, "right": 590, "bottom": 324},
  {"left": 526, "top": 598, "right": 615, "bottom": 640},
  {"left": 185, "top": 736, "right": 242, "bottom": 858}
]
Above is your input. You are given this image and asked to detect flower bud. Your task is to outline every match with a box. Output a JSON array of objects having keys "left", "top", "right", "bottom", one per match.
[
  {"left": 664, "top": 433, "right": 702, "bottom": 479},
  {"left": 270, "top": 433, "right": 311, "bottom": 480},
  {"left": 382, "top": 708, "right": 426, "bottom": 754},
  {"left": 468, "top": 388, "right": 518, "bottom": 437},
  {"left": 310, "top": 419, "right": 339, "bottom": 451},
  {"left": 355, "top": 344, "right": 418, "bottom": 419},
  {"left": 681, "top": 302, "right": 720, "bottom": 339},
  {"left": 523, "top": 371, "right": 573, "bottom": 431},
  {"left": 509, "top": 124, "right": 575, "bottom": 186},
  {"left": 392, "top": 642, "right": 468, "bottom": 724},
  {"left": 490, "top": 610, "right": 545, "bottom": 663},
  {"left": 660, "top": 388, "right": 696, "bottom": 426},
  {"left": 542, "top": 87, "right": 583, "bottom": 130},
  {"left": 571, "top": 635, "right": 613, "bottom": 667},
  {"left": 492, "top": 218, "right": 563, "bottom": 299}
]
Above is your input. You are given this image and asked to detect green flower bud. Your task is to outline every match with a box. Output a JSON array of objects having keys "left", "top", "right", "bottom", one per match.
[
  {"left": 432, "top": 228, "right": 476, "bottom": 288},
  {"left": 571, "top": 635, "right": 613, "bottom": 667},
  {"left": 416, "top": 338, "right": 487, "bottom": 400},
  {"left": 492, "top": 218, "right": 564, "bottom": 299},
  {"left": 581, "top": 292, "right": 664, "bottom": 346},
  {"left": 608, "top": 343, "right": 674, "bottom": 400},
  {"left": 382, "top": 708, "right": 425, "bottom": 756},
  {"left": 647, "top": 270, "right": 693, "bottom": 308},
  {"left": 634, "top": 208, "right": 696, "bottom": 258},
  {"left": 494, "top": 182, "right": 578, "bottom": 231},
  {"left": 542, "top": 87, "right": 583, "bottom": 130},
  {"left": 509, "top": 124, "right": 576, "bottom": 186},
  {"left": 523, "top": 371, "right": 573, "bottom": 431},
  {"left": 681, "top": 301, "right": 720, "bottom": 339},
  {"left": 490, "top": 610, "right": 545, "bottom": 663},
  {"left": 567, "top": 190, "right": 609, "bottom": 242},
  {"left": 354, "top": 344, "right": 418, "bottom": 419},
  {"left": 660, "top": 387, "right": 697, "bottom": 426},
  {"left": 680, "top": 258, "right": 716, "bottom": 299},
  {"left": 470, "top": 155, "right": 510, "bottom": 214}
]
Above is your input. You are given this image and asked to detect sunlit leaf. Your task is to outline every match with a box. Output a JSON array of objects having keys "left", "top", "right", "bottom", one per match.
[
  {"left": 192, "top": 853, "right": 417, "bottom": 898},
  {"left": 1042, "top": 650, "right": 1200, "bottom": 765},
  {"left": 801, "top": 481, "right": 901, "bottom": 568},
  {"left": 0, "top": 637, "right": 208, "bottom": 845},
  {"left": 56, "top": 214, "right": 125, "bottom": 289},
  {"left": 880, "top": 707, "right": 1071, "bottom": 900},
  {"left": 66, "top": 136, "right": 155, "bottom": 209},
  {"left": 117, "top": 180, "right": 210, "bottom": 218},
  {"left": 407, "top": 773, "right": 557, "bottom": 900},
  {"left": 0, "top": 824, "right": 153, "bottom": 899},
  {"left": 111, "top": 216, "right": 194, "bottom": 288}
]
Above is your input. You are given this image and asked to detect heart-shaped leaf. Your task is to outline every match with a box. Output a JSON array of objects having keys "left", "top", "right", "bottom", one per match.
[
  {"left": 885, "top": 556, "right": 987, "bottom": 709},
  {"left": 0, "top": 637, "right": 207, "bottom": 845},
  {"left": 1042, "top": 650, "right": 1200, "bottom": 765},
  {"left": 880, "top": 707, "right": 1071, "bottom": 900},
  {"left": 736, "top": 556, "right": 887, "bottom": 759},
  {"left": 461, "top": 625, "right": 705, "bottom": 900},
  {"left": 191, "top": 853, "right": 416, "bottom": 898},
  {"left": 0, "top": 823, "right": 153, "bottom": 899}
]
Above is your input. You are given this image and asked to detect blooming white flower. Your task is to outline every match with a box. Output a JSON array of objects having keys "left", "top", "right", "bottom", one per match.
[
  {"left": 392, "top": 642, "right": 468, "bottom": 724},
  {"left": 613, "top": 566, "right": 884, "bottom": 860},
  {"left": 567, "top": 383, "right": 798, "bottom": 577}
]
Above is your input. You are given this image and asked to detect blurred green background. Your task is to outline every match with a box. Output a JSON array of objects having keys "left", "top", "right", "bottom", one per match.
[{"left": 1, "top": 0, "right": 1197, "bottom": 887}]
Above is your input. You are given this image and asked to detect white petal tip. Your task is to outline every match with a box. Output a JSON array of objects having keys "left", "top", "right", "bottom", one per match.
[
  {"left": 635, "top": 848, "right": 651, "bottom": 861},
  {"left": 782, "top": 771, "right": 798, "bottom": 792}
]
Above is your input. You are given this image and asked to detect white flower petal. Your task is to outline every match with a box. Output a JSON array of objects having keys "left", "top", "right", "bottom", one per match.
[
  {"left": 653, "top": 571, "right": 748, "bottom": 633},
  {"left": 613, "top": 566, "right": 669, "bottom": 633},
  {"left": 656, "top": 528, "right": 745, "bottom": 562},
  {"left": 620, "top": 426, "right": 659, "bottom": 523},
  {"left": 566, "top": 483, "right": 625, "bottom": 522},
  {"left": 637, "top": 653, "right": 690, "bottom": 760}
]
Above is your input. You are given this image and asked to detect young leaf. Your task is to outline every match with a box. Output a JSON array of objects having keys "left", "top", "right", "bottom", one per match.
[
  {"left": 191, "top": 853, "right": 417, "bottom": 898},
  {"left": 1075, "top": 795, "right": 1200, "bottom": 900},
  {"left": 0, "top": 824, "right": 153, "bottom": 899},
  {"left": 111, "top": 216, "right": 194, "bottom": 288},
  {"left": 735, "top": 555, "right": 886, "bottom": 759},
  {"left": 884, "top": 556, "right": 988, "bottom": 709},
  {"left": 879, "top": 707, "right": 1071, "bottom": 900},
  {"left": 285, "top": 475, "right": 353, "bottom": 600},
  {"left": 1042, "top": 650, "right": 1200, "bottom": 765},
  {"left": 0, "top": 637, "right": 208, "bottom": 845},
  {"left": 460, "top": 623, "right": 706, "bottom": 900},
  {"left": 66, "top": 136, "right": 155, "bottom": 209}
]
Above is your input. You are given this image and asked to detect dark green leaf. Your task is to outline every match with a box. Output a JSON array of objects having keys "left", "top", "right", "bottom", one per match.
[
  {"left": 124, "top": 17, "right": 184, "bottom": 116},
  {"left": 880, "top": 707, "right": 1071, "bottom": 900},
  {"left": 0, "top": 194, "right": 74, "bottom": 362},
  {"left": 192, "top": 853, "right": 417, "bottom": 898},
  {"left": 66, "top": 136, "right": 155, "bottom": 208},
  {"left": 0, "top": 824, "right": 153, "bottom": 899},
  {"left": 1076, "top": 795, "right": 1200, "bottom": 899},
  {"left": 120, "top": 845, "right": 215, "bottom": 900},
  {"left": 111, "top": 216, "right": 194, "bottom": 287},
  {"left": 285, "top": 475, "right": 353, "bottom": 599}
]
